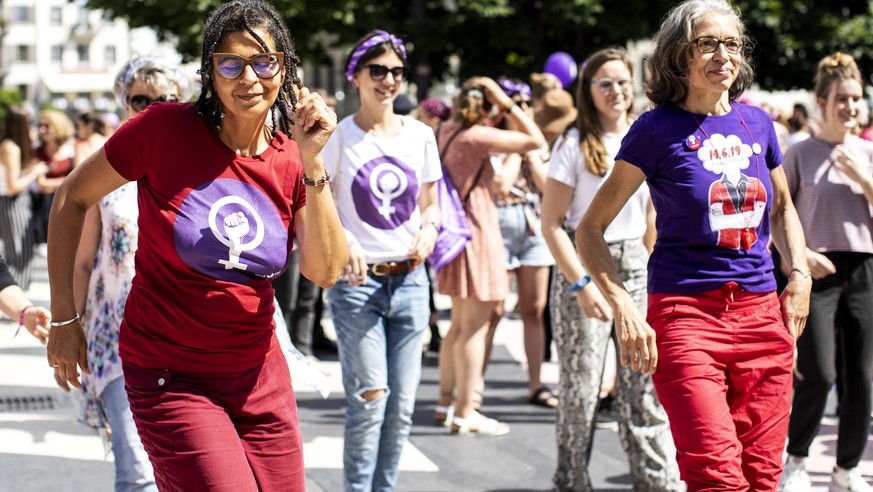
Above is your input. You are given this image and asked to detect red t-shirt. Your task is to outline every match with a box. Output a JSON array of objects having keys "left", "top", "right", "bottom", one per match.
[{"left": 104, "top": 103, "right": 305, "bottom": 372}]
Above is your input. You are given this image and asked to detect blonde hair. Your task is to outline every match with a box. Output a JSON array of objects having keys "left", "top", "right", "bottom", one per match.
[
  {"left": 814, "top": 52, "right": 863, "bottom": 101},
  {"left": 39, "top": 109, "right": 74, "bottom": 146}
]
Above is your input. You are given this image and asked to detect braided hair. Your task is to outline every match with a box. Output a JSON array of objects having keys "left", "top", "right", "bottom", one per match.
[{"left": 194, "top": 0, "right": 301, "bottom": 135}]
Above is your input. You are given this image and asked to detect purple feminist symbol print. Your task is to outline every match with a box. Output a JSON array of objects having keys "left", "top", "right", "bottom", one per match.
[
  {"left": 174, "top": 178, "right": 288, "bottom": 283},
  {"left": 352, "top": 156, "right": 419, "bottom": 230}
]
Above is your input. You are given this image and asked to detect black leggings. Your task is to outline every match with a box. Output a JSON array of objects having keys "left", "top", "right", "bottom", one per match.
[{"left": 787, "top": 251, "right": 873, "bottom": 468}]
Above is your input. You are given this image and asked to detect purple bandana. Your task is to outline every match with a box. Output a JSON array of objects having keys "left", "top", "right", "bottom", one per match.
[
  {"left": 498, "top": 78, "right": 532, "bottom": 99},
  {"left": 344, "top": 30, "right": 407, "bottom": 84}
]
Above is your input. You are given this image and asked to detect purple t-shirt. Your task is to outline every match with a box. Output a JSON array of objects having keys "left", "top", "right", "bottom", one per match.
[{"left": 616, "top": 103, "right": 782, "bottom": 293}]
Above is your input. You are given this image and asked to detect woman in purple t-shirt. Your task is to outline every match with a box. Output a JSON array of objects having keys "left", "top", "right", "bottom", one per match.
[{"left": 576, "top": 0, "right": 812, "bottom": 490}]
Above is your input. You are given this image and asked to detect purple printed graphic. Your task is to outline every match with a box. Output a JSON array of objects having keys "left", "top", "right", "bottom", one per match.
[
  {"left": 174, "top": 178, "right": 288, "bottom": 283},
  {"left": 352, "top": 156, "right": 419, "bottom": 230}
]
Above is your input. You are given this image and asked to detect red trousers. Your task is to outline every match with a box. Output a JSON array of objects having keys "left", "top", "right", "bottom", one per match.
[
  {"left": 648, "top": 285, "right": 793, "bottom": 491},
  {"left": 124, "top": 354, "right": 304, "bottom": 491}
]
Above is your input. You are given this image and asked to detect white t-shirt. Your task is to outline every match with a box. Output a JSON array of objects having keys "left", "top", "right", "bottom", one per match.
[
  {"left": 548, "top": 126, "right": 649, "bottom": 242},
  {"left": 322, "top": 115, "right": 442, "bottom": 263}
]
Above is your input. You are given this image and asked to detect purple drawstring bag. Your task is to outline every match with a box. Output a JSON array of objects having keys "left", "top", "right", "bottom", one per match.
[{"left": 427, "top": 171, "right": 471, "bottom": 272}]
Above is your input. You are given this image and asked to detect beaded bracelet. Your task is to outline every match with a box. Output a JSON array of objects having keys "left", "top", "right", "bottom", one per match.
[{"left": 50, "top": 314, "right": 80, "bottom": 327}]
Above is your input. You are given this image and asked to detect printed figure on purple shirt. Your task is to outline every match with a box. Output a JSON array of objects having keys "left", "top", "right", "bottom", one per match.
[{"left": 700, "top": 133, "right": 767, "bottom": 249}]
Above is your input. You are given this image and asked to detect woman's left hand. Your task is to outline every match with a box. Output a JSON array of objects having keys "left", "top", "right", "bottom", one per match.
[
  {"left": 292, "top": 87, "right": 337, "bottom": 161},
  {"left": 407, "top": 223, "right": 438, "bottom": 261},
  {"left": 780, "top": 272, "right": 812, "bottom": 339}
]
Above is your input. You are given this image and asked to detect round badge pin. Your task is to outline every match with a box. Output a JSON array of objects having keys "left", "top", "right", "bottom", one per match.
[
  {"left": 685, "top": 135, "right": 701, "bottom": 151},
  {"left": 752, "top": 143, "right": 762, "bottom": 155}
]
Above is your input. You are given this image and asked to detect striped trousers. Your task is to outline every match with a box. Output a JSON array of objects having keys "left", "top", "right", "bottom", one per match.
[{"left": 0, "top": 192, "right": 36, "bottom": 290}]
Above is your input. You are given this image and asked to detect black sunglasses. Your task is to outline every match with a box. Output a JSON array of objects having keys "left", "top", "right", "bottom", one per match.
[
  {"left": 365, "top": 64, "right": 408, "bottom": 83},
  {"left": 128, "top": 94, "right": 180, "bottom": 112}
]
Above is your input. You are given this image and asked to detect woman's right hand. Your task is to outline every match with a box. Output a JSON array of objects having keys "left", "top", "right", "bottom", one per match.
[
  {"left": 343, "top": 240, "right": 368, "bottom": 287},
  {"left": 46, "top": 321, "right": 90, "bottom": 390},
  {"left": 467, "top": 77, "right": 513, "bottom": 110},
  {"left": 575, "top": 283, "right": 612, "bottom": 322},
  {"left": 806, "top": 250, "right": 836, "bottom": 280},
  {"left": 613, "top": 294, "right": 658, "bottom": 375}
]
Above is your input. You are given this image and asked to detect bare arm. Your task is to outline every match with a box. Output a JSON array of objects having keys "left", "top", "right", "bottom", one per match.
[
  {"left": 540, "top": 177, "right": 611, "bottom": 321},
  {"left": 523, "top": 149, "right": 549, "bottom": 192},
  {"left": 292, "top": 87, "right": 349, "bottom": 288},
  {"left": 643, "top": 198, "right": 657, "bottom": 254},
  {"left": 408, "top": 180, "right": 440, "bottom": 260},
  {"left": 0, "top": 284, "right": 50, "bottom": 343},
  {"left": 1, "top": 141, "right": 46, "bottom": 195},
  {"left": 495, "top": 153, "right": 522, "bottom": 197},
  {"left": 769, "top": 166, "right": 812, "bottom": 339},
  {"left": 47, "top": 149, "right": 128, "bottom": 387},
  {"left": 576, "top": 160, "right": 654, "bottom": 373},
  {"left": 73, "top": 206, "right": 101, "bottom": 319},
  {"left": 470, "top": 76, "right": 546, "bottom": 154}
]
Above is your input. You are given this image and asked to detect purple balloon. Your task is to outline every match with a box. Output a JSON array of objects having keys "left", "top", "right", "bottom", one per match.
[{"left": 544, "top": 52, "right": 578, "bottom": 89}]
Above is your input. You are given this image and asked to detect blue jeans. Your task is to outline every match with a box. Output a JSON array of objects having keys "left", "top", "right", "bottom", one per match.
[
  {"left": 102, "top": 377, "right": 158, "bottom": 492},
  {"left": 327, "top": 265, "right": 429, "bottom": 492}
]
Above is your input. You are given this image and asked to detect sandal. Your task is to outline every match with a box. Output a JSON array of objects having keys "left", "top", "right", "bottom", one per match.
[
  {"left": 450, "top": 411, "right": 510, "bottom": 437},
  {"left": 528, "top": 386, "right": 558, "bottom": 408},
  {"left": 434, "top": 404, "right": 454, "bottom": 427}
]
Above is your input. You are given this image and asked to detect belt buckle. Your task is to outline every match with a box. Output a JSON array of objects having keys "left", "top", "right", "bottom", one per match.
[{"left": 370, "top": 262, "right": 393, "bottom": 276}]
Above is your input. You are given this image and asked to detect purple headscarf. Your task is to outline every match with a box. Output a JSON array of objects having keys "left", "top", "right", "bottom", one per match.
[
  {"left": 344, "top": 30, "right": 407, "bottom": 84},
  {"left": 419, "top": 98, "right": 451, "bottom": 121}
]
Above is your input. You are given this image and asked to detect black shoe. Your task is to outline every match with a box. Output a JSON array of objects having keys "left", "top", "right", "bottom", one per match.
[
  {"left": 595, "top": 395, "right": 618, "bottom": 429},
  {"left": 427, "top": 327, "right": 442, "bottom": 353},
  {"left": 312, "top": 337, "right": 338, "bottom": 355}
]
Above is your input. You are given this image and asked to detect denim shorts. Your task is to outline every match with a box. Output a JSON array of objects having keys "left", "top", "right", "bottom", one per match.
[{"left": 498, "top": 203, "right": 555, "bottom": 269}]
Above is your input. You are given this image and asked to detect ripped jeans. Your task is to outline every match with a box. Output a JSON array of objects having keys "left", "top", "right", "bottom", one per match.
[{"left": 327, "top": 265, "right": 429, "bottom": 492}]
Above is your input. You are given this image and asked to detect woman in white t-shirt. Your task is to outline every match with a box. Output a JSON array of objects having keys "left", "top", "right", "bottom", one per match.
[
  {"left": 540, "top": 47, "right": 681, "bottom": 491},
  {"left": 322, "top": 30, "right": 441, "bottom": 492}
]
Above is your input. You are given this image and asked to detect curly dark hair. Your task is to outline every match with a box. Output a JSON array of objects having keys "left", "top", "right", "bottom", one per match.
[{"left": 194, "top": 0, "right": 301, "bottom": 135}]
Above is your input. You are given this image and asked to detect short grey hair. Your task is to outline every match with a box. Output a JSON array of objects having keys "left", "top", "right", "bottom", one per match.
[
  {"left": 113, "top": 55, "right": 192, "bottom": 107},
  {"left": 646, "top": 0, "right": 754, "bottom": 106}
]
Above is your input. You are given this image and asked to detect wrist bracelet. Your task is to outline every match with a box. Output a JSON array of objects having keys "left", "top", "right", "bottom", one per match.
[
  {"left": 302, "top": 170, "right": 331, "bottom": 187},
  {"left": 503, "top": 100, "right": 520, "bottom": 113},
  {"left": 422, "top": 221, "right": 440, "bottom": 233},
  {"left": 50, "top": 314, "right": 80, "bottom": 327},
  {"left": 567, "top": 275, "right": 591, "bottom": 293},
  {"left": 789, "top": 267, "right": 812, "bottom": 279},
  {"left": 14, "top": 304, "right": 32, "bottom": 337}
]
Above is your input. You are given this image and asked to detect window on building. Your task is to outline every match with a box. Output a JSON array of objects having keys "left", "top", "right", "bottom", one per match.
[
  {"left": 77, "top": 44, "right": 89, "bottom": 64},
  {"left": 51, "top": 45, "right": 63, "bottom": 64},
  {"left": 77, "top": 6, "right": 90, "bottom": 26},
  {"left": 50, "top": 6, "right": 62, "bottom": 25},
  {"left": 104, "top": 46, "right": 116, "bottom": 65},
  {"left": 12, "top": 6, "right": 33, "bottom": 23},
  {"left": 18, "top": 85, "right": 28, "bottom": 101},
  {"left": 102, "top": 11, "right": 115, "bottom": 26},
  {"left": 16, "top": 45, "right": 31, "bottom": 63}
]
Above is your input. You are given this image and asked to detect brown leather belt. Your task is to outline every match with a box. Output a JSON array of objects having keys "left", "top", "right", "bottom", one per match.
[{"left": 368, "top": 258, "right": 422, "bottom": 276}]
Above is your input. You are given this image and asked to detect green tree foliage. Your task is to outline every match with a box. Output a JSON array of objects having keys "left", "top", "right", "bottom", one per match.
[{"left": 86, "top": 0, "right": 873, "bottom": 93}]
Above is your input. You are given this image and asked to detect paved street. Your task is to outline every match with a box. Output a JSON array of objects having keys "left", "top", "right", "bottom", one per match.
[{"left": 0, "top": 256, "right": 871, "bottom": 491}]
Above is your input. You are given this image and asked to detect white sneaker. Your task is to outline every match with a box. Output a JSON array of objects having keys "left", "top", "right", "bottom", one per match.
[
  {"left": 831, "top": 466, "right": 873, "bottom": 492},
  {"left": 778, "top": 456, "right": 812, "bottom": 492},
  {"left": 450, "top": 410, "right": 510, "bottom": 437}
]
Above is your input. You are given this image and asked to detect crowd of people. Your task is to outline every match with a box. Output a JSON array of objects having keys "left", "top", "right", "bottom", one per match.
[{"left": 0, "top": 0, "right": 871, "bottom": 490}]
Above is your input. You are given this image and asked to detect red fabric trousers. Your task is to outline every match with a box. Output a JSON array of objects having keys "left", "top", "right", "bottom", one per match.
[
  {"left": 123, "top": 354, "right": 304, "bottom": 492},
  {"left": 648, "top": 285, "right": 793, "bottom": 491}
]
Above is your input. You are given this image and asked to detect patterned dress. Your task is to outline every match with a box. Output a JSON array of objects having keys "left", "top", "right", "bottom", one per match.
[
  {"left": 435, "top": 122, "right": 509, "bottom": 302},
  {"left": 79, "top": 182, "right": 138, "bottom": 428}
]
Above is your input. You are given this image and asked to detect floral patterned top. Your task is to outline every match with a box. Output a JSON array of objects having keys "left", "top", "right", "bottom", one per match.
[{"left": 79, "top": 182, "right": 138, "bottom": 428}]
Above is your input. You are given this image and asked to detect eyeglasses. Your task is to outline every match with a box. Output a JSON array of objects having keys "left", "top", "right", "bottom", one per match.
[
  {"left": 127, "top": 94, "right": 180, "bottom": 113},
  {"left": 692, "top": 37, "right": 743, "bottom": 54},
  {"left": 212, "top": 52, "right": 284, "bottom": 79},
  {"left": 588, "top": 77, "right": 632, "bottom": 93},
  {"left": 364, "top": 64, "right": 408, "bottom": 82}
]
